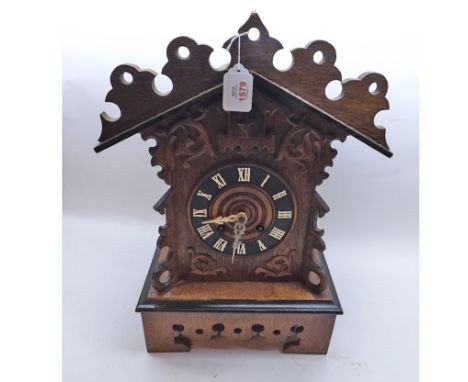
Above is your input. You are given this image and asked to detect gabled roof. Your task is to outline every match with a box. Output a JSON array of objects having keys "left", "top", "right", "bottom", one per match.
[{"left": 95, "top": 12, "right": 392, "bottom": 157}]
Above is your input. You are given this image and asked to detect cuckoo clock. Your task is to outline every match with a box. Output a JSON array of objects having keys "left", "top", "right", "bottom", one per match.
[{"left": 95, "top": 12, "right": 392, "bottom": 354}]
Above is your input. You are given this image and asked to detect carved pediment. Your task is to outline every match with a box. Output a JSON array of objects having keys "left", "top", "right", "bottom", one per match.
[{"left": 95, "top": 12, "right": 391, "bottom": 157}]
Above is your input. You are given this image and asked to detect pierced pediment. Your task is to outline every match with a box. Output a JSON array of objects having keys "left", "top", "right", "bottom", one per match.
[{"left": 95, "top": 12, "right": 391, "bottom": 157}]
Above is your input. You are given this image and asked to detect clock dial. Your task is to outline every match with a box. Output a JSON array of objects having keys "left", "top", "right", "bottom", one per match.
[{"left": 189, "top": 165, "right": 295, "bottom": 256}]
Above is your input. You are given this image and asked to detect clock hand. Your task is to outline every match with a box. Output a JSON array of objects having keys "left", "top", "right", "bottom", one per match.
[
  {"left": 231, "top": 213, "right": 247, "bottom": 263},
  {"left": 202, "top": 212, "right": 247, "bottom": 225},
  {"left": 202, "top": 214, "right": 239, "bottom": 225}
]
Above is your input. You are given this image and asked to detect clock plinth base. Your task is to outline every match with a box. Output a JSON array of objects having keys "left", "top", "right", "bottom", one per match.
[
  {"left": 136, "top": 248, "right": 342, "bottom": 354},
  {"left": 141, "top": 311, "right": 336, "bottom": 353}
]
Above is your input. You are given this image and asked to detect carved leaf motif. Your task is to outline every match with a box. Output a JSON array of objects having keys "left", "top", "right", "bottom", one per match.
[
  {"left": 254, "top": 250, "right": 295, "bottom": 277},
  {"left": 188, "top": 248, "right": 227, "bottom": 276},
  {"left": 277, "top": 117, "right": 337, "bottom": 185},
  {"left": 171, "top": 121, "right": 215, "bottom": 168},
  {"left": 141, "top": 118, "right": 214, "bottom": 184}
]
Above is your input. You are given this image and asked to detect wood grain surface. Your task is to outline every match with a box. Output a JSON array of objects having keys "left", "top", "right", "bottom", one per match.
[
  {"left": 140, "top": 87, "right": 340, "bottom": 291},
  {"left": 141, "top": 311, "right": 336, "bottom": 354},
  {"left": 95, "top": 12, "right": 391, "bottom": 156},
  {"left": 147, "top": 281, "right": 332, "bottom": 301}
]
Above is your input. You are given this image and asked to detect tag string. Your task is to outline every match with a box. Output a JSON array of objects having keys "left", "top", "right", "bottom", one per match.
[{"left": 226, "top": 31, "right": 249, "bottom": 71}]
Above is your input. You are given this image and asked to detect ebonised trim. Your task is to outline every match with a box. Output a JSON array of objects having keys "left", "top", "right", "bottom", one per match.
[
  {"left": 135, "top": 246, "right": 343, "bottom": 315},
  {"left": 136, "top": 299, "right": 342, "bottom": 314}
]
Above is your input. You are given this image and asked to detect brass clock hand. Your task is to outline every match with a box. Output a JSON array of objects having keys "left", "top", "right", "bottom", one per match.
[
  {"left": 231, "top": 213, "right": 248, "bottom": 263},
  {"left": 201, "top": 214, "right": 239, "bottom": 225},
  {"left": 202, "top": 212, "right": 247, "bottom": 225}
]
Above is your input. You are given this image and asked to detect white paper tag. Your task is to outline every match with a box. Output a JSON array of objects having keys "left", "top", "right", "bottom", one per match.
[{"left": 222, "top": 64, "right": 253, "bottom": 112}]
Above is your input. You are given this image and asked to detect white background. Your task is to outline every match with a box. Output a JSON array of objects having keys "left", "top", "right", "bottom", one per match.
[
  {"left": 61, "top": 1, "right": 418, "bottom": 381},
  {"left": 6, "top": 1, "right": 468, "bottom": 382}
]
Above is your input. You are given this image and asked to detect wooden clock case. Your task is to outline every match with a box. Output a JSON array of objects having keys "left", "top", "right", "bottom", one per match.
[{"left": 95, "top": 12, "right": 392, "bottom": 354}]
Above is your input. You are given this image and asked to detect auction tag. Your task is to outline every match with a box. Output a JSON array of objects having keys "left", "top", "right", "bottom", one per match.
[{"left": 222, "top": 63, "right": 253, "bottom": 112}]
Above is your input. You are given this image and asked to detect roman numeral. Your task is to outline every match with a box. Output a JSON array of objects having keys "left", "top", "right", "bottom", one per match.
[
  {"left": 196, "top": 189, "right": 212, "bottom": 201},
  {"left": 197, "top": 224, "right": 214, "bottom": 240},
  {"left": 272, "top": 190, "right": 287, "bottom": 200},
  {"left": 211, "top": 173, "right": 227, "bottom": 189},
  {"left": 213, "top": 238, "right": 228, "bottom": 252},
  {"left": 192, "top": 209, "right": 208, "bottom": 218},
  {"left": 237, "top": 167, "right": 251, "bottom": 182},
  {"left": 236, "top": 242, "right": 246, "bottom": 255},
  {"left": 269, "top": 227, "right": 286, "bottom": 240},
  {"left": 257, "top": 240, "right": 267, "bottom": 251},
  {"left": 260, "top": 174, "right": 270, "bottom": 187},
  {"left": 277, "top": 210, "right": 292, "bottom": 219}
]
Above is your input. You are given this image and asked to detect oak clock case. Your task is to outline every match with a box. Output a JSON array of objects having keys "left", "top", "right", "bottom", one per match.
[
  {"left": 94, "top": 12, "right": 392, "bottom": 354},
  {"left": 147, "top": 134, "right": 326, "bottom": 290}
]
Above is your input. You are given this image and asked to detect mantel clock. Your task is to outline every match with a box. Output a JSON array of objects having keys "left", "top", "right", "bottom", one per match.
[{"left": 94, "top": 12, "right": 392, "bottom": 353}]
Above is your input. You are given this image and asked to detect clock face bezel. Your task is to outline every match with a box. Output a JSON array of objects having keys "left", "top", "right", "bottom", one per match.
[{"left": 188, "top": 163, "right": 296, "bottom": 256}]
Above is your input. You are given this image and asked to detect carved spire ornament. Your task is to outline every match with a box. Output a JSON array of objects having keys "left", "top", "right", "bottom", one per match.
[{"left": 95, "top": 12, "right": 392, "bottom": 354}]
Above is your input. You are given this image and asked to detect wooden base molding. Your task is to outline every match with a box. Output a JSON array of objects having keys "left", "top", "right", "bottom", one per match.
[
  {"left": 136, "top": 247, "right": 342, "bottom": 353},
  {"left": 141, "top": 311, "right": 336, "bottom": 354}
]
